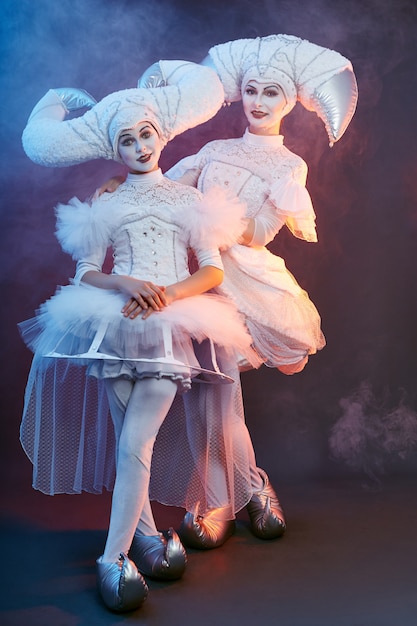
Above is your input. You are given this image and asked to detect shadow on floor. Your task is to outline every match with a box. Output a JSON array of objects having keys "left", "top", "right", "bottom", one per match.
[{"left": 1, "top": 476, "right": 416, "bottom": 626}]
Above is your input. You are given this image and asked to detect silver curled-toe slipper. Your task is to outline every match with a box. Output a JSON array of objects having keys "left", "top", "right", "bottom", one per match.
[
  {"left": 96, "top": 552, "right": 148, "bottom": 612},
  {"left": 179, "top": 506, "right": 235, "bottom": 549},
  {"left": 246, "top": 467, "right": 286, "bottom": 539},
  {"left": 129, "top": 527, "right": 187, "bottom": 580}
]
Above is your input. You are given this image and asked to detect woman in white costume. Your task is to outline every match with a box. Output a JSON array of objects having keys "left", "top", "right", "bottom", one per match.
[
  {"left": 102, "top": 35, "right": 358, "bottom": 550},
  {"left": 165, "top": 34, "right": 358, "bottom": 373},
  {"left": 19, "top": 61, "right": 263, "bottom": 612}
]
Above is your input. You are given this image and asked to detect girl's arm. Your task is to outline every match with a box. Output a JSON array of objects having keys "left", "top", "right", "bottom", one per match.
[
  {"left": 82, "top": 266, "right": 222, "bottom": 320},
  {"left": 165, "top": 154, "right": 202, "bottom": 188},
  {"left": 164, "top": 265, "right": 223, "bottom": 304},
  {"left": 81, "top": 270, "right": 167, "bottom": 318},
  {"left": 269, "top": 163, "right": 318, "bottom": 243}
]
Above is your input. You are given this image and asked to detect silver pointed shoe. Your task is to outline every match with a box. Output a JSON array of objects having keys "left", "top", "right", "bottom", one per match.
[
  {"left": 179, "top": 507, "right": 235, "bottom": 549},
  {"left": 247, "top": 468, "right": 286, "bottom": 539},
  {"left": 129, "top": 527, "right": 187, "bottom": 580},
  {"left": 96, "top": 552, "right": 148, "bottom": 612}
]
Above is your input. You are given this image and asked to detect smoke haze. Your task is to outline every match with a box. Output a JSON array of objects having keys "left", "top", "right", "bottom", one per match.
[{"left": 1, "top": 0, "right": 417, "bottom": 485}]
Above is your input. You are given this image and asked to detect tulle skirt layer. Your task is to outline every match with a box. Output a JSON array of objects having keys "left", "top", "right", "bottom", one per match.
[
  {"left": 219, "top": 245, "right": 326, "bottom": 367},
  {"left": 19, "top": 282, "right": 261, "bottom": 382},
  {"left": 20, "top": 348, "right": 257, "bottom": 517}
]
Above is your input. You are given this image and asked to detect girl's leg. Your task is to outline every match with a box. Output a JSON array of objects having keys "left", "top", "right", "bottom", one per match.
[
  {"left": 104, "top": 377, "right": 157, "bottom": 535},
  {"left": 96, "top": 376, "right": 185, "bottom": 611},
  {"left": 102, "top": 376, "right": 177, "bottom": 562},
  {"left": 278, "top": 355, "right": 308, "bottom": 375},
  {"left": 104, "top": 377, "right": 134, "bottom": 461}
]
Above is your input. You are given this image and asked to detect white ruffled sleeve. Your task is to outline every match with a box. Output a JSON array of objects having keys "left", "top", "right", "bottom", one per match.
[
  {"left": 269, "top": 172, "right": 318, "bottom": 243},
  {"left": 55, "top": 197, "right": 113, "bottom": 284},
  {"left": 186, "top": 186, "right": 247, "bottom": 251},
  {"left": 185, "top": 185, "right": 247, "bottom": 271},
  {"left": 192, "top": 247, "right": 223, "bottom": 272},
  {"left": 55, "top": 197, "right": 113, "bottom": 258}
]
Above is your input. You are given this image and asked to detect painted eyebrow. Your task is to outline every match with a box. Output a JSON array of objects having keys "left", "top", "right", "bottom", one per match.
[
  {"left": 119, "top": 125, "right": 152, "bottom": 138},
  {"left": 246, "top": 84, "right": 279, "bottom": 90},
  {"left": 137, "top": 124, "right": 153, "bottom": 133}
]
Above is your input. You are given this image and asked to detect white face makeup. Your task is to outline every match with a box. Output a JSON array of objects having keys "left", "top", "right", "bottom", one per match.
[
  {"left": 242, "top": 80, "right": 288, "bottom": 135},
  {"left": 117, "top": 124, "right": 162, "bottom": 174}
]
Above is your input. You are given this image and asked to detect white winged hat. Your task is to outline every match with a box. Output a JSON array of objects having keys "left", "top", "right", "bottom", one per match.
[
  {"left": 22, "top": 61, "right": 225, "bottom": 167},
  {"left": 202, "top": 34, "right": 358, "bottom": 145}
]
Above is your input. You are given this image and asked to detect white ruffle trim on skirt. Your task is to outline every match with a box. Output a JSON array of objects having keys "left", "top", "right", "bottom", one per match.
[{"left": 218, "top": 245, "right": 326, "bottom": 366}]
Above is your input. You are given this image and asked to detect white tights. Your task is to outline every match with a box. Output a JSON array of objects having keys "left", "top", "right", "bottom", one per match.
[{"left": 102, "top": 376, "right": 177, "bottom": 563}]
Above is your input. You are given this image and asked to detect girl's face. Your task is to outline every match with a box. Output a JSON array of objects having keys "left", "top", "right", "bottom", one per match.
[
  {"left": 118, "top": 123, "right": 162, "bottom": 174},
  {"left": 242, "top": 80, "right": 287, "bottom": 135}
]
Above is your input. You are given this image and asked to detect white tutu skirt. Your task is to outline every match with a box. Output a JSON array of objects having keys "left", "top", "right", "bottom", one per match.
[
  {"left": 218, "top": 245, "right": 326, "bottom": 367},
  {"left": 19, "top": 283, "right": 261, "bottom": 506},
  {"left": 19, "top": 282, "right": 260, "bottom": 383}
]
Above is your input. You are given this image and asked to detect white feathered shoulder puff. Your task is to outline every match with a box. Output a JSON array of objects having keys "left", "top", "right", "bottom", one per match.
[
  {"left": 55, "top": 197, "right": 114, "bottom": 259},
  {"left": 186, "top": 186, "right": 247, "bottom": 252}
]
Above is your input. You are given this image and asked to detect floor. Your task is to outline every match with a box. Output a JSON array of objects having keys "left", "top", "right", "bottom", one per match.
[{"left": 1, "top": 475, "right": 416, "bottom": 626}]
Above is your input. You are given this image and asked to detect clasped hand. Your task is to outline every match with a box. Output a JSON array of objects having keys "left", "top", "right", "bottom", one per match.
[{"left": 118, "top": 276, "right": 168, "bottom": 320}]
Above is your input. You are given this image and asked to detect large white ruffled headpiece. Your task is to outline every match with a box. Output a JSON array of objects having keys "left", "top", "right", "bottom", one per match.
[
  {"left": 22, "top": 62, "right": 225, "bottom": 167},
  {"left": 202, "top": 34, "right": 358, "bottom": 145}
]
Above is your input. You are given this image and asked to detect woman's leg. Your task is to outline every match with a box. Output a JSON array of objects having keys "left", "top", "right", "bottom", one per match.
[{"left": 179, "top": 354, "right": 283, "bottom": 549}]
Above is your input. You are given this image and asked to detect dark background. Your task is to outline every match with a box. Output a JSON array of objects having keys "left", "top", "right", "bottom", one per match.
[{"left": 1, "top": 0, "right": 416, "bottom": 521}]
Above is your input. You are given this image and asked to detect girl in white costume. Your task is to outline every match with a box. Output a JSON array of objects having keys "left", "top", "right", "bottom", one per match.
[{"left": 19, "top": 62, "right": 263, "bottom": 612}]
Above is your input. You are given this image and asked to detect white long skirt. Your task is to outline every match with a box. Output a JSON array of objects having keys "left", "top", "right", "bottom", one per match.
[{"left": 19, "top": 282, "right": 261, "bottom": 516}]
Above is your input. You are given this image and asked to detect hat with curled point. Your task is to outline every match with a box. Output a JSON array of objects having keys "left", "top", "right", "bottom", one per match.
[
  {"left": 202, "top": 34, "right": 358, "bottom": 146},
  {"left": 22, "top": 62, "right": 225, "bottom": 167}
]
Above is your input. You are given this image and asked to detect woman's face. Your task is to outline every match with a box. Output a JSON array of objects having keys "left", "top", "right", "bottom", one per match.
[
  {"left": 242, "top": 80, "right": 287, "bottom": 135},
  {"left": 118, "top": 123, "right": 162, "bottom": 174}
]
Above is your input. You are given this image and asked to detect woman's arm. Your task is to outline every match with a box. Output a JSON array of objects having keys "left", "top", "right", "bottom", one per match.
[
  {"left": 239, "top": 205, "right": 286, "bottom": 247},
  {"left": 93, "top": 175, "right": 126, "bottom": 199},
  {"left": 237, "top": 218, "right": 256, "bottom": 245},
  {"left": 165, "top": 155, "right": 202, "bottom": 187},
  {"left": 269, "top": 163, "right": 318, "bottom": 243},
  {"left": 94, "top": 150, "right": 205, "bottom": 199}
]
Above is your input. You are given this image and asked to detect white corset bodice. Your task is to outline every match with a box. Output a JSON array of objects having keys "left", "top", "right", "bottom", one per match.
[
  {"left": 95, "top": 170, "right": 200, "bottom": 283},
  {"left": 111, "top": 212, "right": 190, "bottom": 283}
]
